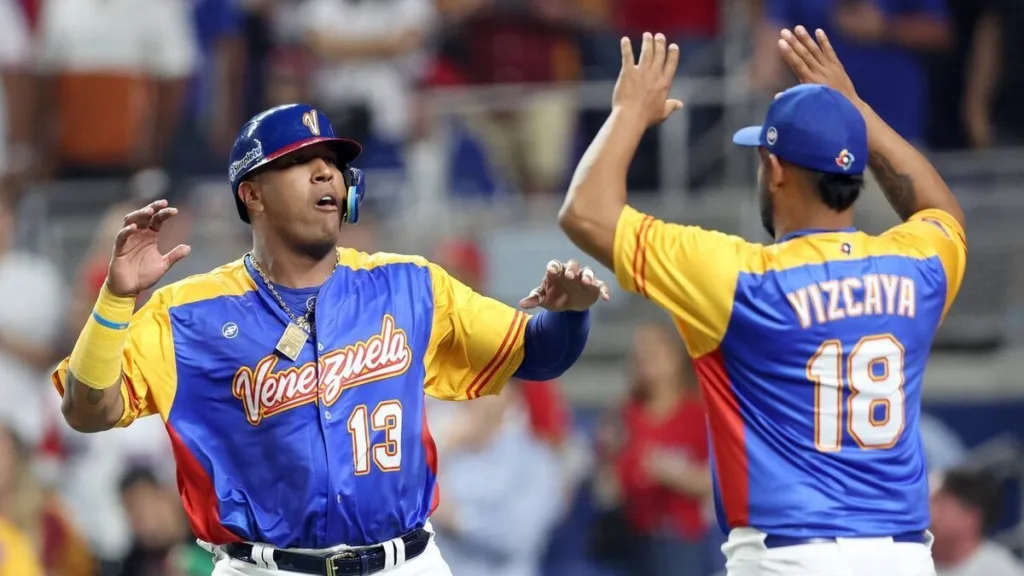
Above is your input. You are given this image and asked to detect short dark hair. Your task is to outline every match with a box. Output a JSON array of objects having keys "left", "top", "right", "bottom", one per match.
[
  {"left": 941, "top": 468, "right": 1004, "bottom": 533},
  {"left": 810, "top": 170, "right": 863, "bottom": 212},
  {"left": 118, "top": 464, "right": 161, "bottom": 495}
]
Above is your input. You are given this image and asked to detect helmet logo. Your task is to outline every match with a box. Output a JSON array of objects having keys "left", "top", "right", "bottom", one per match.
[
  {"left": 229, "top": 139, "right": 264, "bottom": 181},
  {"left": 302, "top": 111, "right": 321, "bottom": 136}
]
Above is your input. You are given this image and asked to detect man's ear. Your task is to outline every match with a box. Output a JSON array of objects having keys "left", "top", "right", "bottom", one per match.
[
  {"left": 238, "top": 180, "right": 264, "bottom": 220},
  {"left": 766, "top": 153, "right": 786, "bottom": 192}
]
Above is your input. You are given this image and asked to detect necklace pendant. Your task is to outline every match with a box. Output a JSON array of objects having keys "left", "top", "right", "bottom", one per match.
[{"left": 276, "top": 322, "right": 308, "bottom": 362}]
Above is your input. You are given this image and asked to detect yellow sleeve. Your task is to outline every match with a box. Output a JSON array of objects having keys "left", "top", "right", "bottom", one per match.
[
  {"left": 614, "top": 205, "right": 752, "bottom": 356},
  {"left": 0, "top": 519, "right": 44, "bottom": 576},
  {"left": 51, "top": 290, "right": 178, "bottom": 427},
  {"left": 881, "top": 208, "right": 968, "bottom": 318},
  {"left": 423, "top": 262, "right": 529, "bottom": 400}
]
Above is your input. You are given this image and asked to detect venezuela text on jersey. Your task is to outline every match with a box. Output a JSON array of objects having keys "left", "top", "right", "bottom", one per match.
[{"left": 232, "top": 315, "right": 412, "bottom": 425}]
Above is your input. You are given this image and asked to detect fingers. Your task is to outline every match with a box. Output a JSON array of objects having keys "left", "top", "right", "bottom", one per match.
[
  {"left": 664, "top": 41, "right": 680, "bottom": 78},
  {"left": 816, "top": 28, "right": 841, "bottom": 65},
  {"left": 564, "top": 259, "right": 581, "bottom": 280},
  {"left": 146, "top": 207, "right": 179, "bottom": 233},
  {"left": 637, "top": 32, "right": 654, "bottom": 69},
  {"left": 792, "top": 26, "right": 826, "bottom": 65},
  {"left": 663, "top": 99, "right": 684, "bottom": 119},
  {"left": 620, "top": 36, "right": 636, "bottom": 70},
  {"left": 113, "top": 223, "right": 138, "bottom": 252},
  {"left": 519, "top": 287, "right": 543, "bottom": 310},
  {"left": 122, "top": 199, "right": 167, "bottom": 228},
  {"left": 777, "top": 34, "right": 815, "bottom": 81},
  {"left": 163, "top": 244, "right": 192, "bottom": 267},
  {"left": 653, "top": 33, "right": 667, "bottom": 71}
]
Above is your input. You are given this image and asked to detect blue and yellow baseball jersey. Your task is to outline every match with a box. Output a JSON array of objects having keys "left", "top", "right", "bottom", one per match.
[
  {"left": 52, "top": 249, "right": 529, "bottom": 549},
  {"left": 615, "top": 206, "right": 967, "bottom": 538}
]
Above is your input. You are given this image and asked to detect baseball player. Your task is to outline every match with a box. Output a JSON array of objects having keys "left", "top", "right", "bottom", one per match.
[
  {"left": 53, "top": 103, "right": 610, "bottom": 576},
  {"left": 558, "top": 29, "right": 966, "bottom": 575}
]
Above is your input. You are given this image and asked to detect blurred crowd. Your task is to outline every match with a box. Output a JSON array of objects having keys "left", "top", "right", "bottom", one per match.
[{"left": 0, "top": 0, "right": 1023, "bottom": 575}]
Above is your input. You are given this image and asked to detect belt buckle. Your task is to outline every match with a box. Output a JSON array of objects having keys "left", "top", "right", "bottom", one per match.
[{"left": 324, "top": 549, "right": 358, "bottom": 576}]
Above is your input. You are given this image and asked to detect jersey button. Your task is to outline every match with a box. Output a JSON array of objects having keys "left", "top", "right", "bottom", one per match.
[
  {"left": 337, "top": 494, "right": 342, "bottom": 504},
  {"left": 324, "top": 411, "right": 332, "bottom": 420}
]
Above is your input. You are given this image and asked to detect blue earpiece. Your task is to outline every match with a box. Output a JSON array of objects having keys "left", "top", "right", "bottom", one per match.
[{"left": 343, "top": 167, "right": 364, "bottom": 224}]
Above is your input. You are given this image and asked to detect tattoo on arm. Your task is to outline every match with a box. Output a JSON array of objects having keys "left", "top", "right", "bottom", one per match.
[{"left": 868, "top": 151, "right": 918, "bottom": 221}]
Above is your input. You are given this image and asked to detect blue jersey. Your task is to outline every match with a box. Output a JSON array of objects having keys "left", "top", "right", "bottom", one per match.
[
  {"left": 53, "top": 249, "right": 529, "bottom": 548},
  {"left": 614, "top": 207, "right": 967, "bottom": 537}
]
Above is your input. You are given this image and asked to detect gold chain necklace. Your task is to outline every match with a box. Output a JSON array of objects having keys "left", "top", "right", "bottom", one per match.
[{"left": 248, "top": 251, "right": 340, "bottom": 336}]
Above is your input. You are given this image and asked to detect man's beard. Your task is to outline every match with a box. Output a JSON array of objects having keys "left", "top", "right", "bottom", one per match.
[{"left": 758, "top": 179, "right": 776, "bottom": 239}]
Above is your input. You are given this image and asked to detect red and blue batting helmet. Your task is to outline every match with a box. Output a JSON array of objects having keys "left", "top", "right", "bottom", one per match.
[{"left": 228, "top": 103, "right": 365, "bottom": 224}]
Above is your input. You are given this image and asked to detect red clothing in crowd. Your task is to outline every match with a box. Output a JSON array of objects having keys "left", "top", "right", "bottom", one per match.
[
  {"left": 518, "top": 380, "right": 571, "bottom": 447},
  {"left": 616, "top": 397, "right": 709, "bottom": 539},
  {"left": 615, "top": 0, "right": 719, "bottom": 37}
]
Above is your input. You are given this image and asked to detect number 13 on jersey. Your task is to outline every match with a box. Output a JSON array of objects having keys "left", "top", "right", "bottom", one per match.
[{"left": 808, "top": 335, "right": 906, "bottom": 452}]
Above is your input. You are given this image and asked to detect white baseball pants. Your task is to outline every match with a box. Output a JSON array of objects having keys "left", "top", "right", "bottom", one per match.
[{"left": 722, "top": 527, "right": 936, "bottom": 576}]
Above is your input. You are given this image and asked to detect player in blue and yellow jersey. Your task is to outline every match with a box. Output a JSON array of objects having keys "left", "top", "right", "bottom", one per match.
[
  {"left": 53, "top": 103, "right": 610, "bottom": 576},
  {"left": 559, "top": 28, "right": 966, "bottom": 575}
]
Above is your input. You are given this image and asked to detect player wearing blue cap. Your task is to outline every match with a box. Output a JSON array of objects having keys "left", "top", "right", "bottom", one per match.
[
  {"left": 559, "top": 28, "right": 966, "bottom": 575},
  {"left": 53, "top": 103, "right": 611, "bottom": 576}
]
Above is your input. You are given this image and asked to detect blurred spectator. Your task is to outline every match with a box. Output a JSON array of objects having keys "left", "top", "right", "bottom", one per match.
[
  {"left": 300, "top": 0, "right": 435, "bottom": 146},
  {"left": 580, "top": 0, "right": 723, "bottom": 190},
  {"left": 0, "top": 421, "right": 94, "bottom": 576},
  {"left": 962, "top": 0, "right": 1024, "bottom": 148},
  {"left": 754, "top": 0, "right": 951, "bottom": 235},
  {"left": 166, "top": 0, "right": 246, "bottom": 182},
  {"left": 436, "top": 0, "right": 581, "bottom": 199},
  {"left": 263, "top": 48, "right": 314, "bottom": 109},
  {"left": 0, "top": 196, "right": 65, "bottom": 447},
  {"left": 931, "top": 468, "right": 1024, "bottom": 576},
  {"left": 431, "top": 238, "right": 574, "bottom": 453},
  {"left": 115, "top": 466, "right": 198, "bottom": 576},
  {"left": 430, "top": 383, "right": 565, "bottom": 576},
  {"left": 52, "top": 395, "right": 174, "bottom": 570},
  {"left": 0, "top": 0, "right": 32, "bottom": 196},
  {"left": 591, "top": 323, "right": 711, "bottom": 576},
  {"left": 0, "top": 516, "right": 44, "bottom": 576},
  {"left": 33, "top": 0, "right": 197, "bottom": 180},
  {"left": 920, "top": 412, "right": 967, "bottom": 473},
  {"left": 754, "top": 0, "right": 950, "bottom": 145}
]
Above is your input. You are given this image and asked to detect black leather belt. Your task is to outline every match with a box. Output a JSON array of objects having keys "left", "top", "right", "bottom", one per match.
[
  {"left": 763, "top": 530, "right": 926, "bottom": 549},
  {"left": 225, "top": 528, "right": 432, "bottom": 575}
]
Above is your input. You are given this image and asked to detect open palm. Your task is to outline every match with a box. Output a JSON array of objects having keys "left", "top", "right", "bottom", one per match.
[{"left": 106, "top": 200, "right": 191, "bottom": 297}]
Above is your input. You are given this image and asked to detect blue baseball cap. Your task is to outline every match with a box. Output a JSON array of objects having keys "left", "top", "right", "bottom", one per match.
[{"left": 732, "top": 84, "right": 866, "bottom": 175}]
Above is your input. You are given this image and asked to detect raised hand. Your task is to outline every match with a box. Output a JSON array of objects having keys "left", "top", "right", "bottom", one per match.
[
  {"left": 519, "top": 260, "right": 611, "bottom": 312},
  {"left": 613, "top": 32, "right": 684, "bottom": 128},
  {"left": 778, "top": 27, "right": 859, "bottom": 103},
  {"left": 107, "top": 199, "right": 191, "bottom": 297}
]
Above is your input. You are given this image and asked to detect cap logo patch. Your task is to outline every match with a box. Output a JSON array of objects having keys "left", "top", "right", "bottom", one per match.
[
  {"left": 835, "top": 149, "right": 855, "bottom": 171},
  {"left": 229, "top": 139, "right": 264, "bottom": 181},
  {"left": 302, "top": 110, "right": 321, "bottom": 136},
  {"left": 766, "top": 127, "right": 778, "bottom": 146}
]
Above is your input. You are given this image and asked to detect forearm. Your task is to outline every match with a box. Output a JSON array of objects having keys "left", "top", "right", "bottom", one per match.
[
  {"left": 559, "top": 107, "right": 646, "bottom": 268},
  {"left": 152, "top": 79, "right": 188, "bottom": 164},
  {"left": 61, "top": 285, "right": 133, "bottom": 432},
  {"left": 514, "top": 310, "right": 589, "bottom": 381},
  {"left": 660, "top": 466, "right": 712, "bottom": 498},
  {"left": 962, "top": 13, "right": 1000, "bottom": 138},
  {"left": 886, "top": 15, "right": 951, "bottom": 52},
  {"left": 306, "top": 32, "right": 405, "bottom": 62},
  {"left": 857, "top": 100, "right": 964, "bottom": 225}
]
